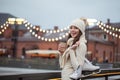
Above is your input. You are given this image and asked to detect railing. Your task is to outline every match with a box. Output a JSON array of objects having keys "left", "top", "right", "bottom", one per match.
[
  {"left": 49, "top": 69, "right": 120, "bottom": 80},
  {"left": 0, "top": 68, "right": 120, "bottom": 80},
  {"left": 0, "top": 57, "right": 120, "bottom": 80},
  {"left": 81, "top": 68, "right": 120, "bottom": 80}
]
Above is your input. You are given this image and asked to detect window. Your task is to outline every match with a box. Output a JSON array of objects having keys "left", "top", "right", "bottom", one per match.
[{"left": 102, "top": 34, "right": 108, "bottom": 41}]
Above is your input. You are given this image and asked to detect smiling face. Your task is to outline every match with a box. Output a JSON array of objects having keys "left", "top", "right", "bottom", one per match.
[{"left": 69, "top": 25, "right": 80, "bottom": 38}]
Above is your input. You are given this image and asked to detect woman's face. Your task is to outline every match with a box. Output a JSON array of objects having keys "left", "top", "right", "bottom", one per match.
[{"left": 69, "top": 25, "right": 80, "bottom": 38}]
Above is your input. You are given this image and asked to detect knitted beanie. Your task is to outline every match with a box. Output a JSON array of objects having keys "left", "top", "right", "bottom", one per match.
[
  {"left": 70, "top": 18, "right": 86, "bottom": 33},
  {"left": 67, "top": 18, "right": 87, "bottom": 45}
]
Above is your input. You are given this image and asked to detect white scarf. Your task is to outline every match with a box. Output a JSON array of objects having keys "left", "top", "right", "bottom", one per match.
[{"left": 60, "top": 34, "right": 87, "bottom": 68}]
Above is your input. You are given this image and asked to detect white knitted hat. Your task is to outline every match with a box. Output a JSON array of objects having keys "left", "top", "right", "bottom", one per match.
[
  {"left": 68, "top": 18, "right": 87, "bottom": 44},
  {"left": 70, "top": 18, "right": 86, "bottom": 33}
]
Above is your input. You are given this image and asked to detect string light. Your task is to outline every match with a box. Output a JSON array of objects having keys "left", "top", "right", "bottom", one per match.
[
  {"left": 0, "top": 21, "right": 9, "bottom": 34},
  {"left": 97, "top": 21, "right": 120, "bottom": 39},
  {"left": 0, "top": 18, "right": 119, "bottom": 41},
  {"left": 22, "top": 21, "right": 69, "bottom": 41}
]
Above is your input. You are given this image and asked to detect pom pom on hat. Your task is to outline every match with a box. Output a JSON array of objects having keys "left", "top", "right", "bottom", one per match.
[{"left": 70, "top": 18, "right": 86, "bottom": 33}]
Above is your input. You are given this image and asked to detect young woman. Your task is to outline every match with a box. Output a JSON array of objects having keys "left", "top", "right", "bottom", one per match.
[{"left": 58, "top": 18, "right": 99, "bottom": 80}]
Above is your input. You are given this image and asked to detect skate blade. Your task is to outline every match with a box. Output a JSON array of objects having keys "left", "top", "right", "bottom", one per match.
[{"left": 82, "top": 69, "right": 101, "bottom": 78}]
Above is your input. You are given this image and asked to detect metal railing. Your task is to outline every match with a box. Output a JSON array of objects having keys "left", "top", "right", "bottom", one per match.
[{"left": 0, "top": 57, "right": 120, "bottom": 80}]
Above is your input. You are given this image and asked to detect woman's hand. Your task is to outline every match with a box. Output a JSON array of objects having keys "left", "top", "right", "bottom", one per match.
[
  {"left": 75, "top": 41, "right": 80, "bottom": 46},
  {"left": 71, "top": 41, "right": 80, "bottom": 49},
  {"left": 71, "top": 44, "right": 78, "bottom": 49}
]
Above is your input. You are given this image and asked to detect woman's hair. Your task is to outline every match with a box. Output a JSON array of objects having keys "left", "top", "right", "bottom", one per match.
[{"left": 67, "top": 28, "right": 82, "bottom": 45}]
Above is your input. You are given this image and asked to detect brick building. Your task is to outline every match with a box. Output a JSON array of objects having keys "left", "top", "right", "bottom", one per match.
[{"left": 86, "top": 19, "right": 120, "bottom": 63}]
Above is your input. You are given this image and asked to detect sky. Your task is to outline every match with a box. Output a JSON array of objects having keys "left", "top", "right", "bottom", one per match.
[{"left": 0, "top": 0, "right": 120, "bottom": 29}]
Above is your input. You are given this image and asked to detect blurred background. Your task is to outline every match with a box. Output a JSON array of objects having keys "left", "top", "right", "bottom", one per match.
[{"left": 0, "top": 0, "right": 120, "bottom": 72}]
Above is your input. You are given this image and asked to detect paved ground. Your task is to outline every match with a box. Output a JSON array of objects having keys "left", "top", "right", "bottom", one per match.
[
  {"left": 0, "top": 67, "right": 61, "bottom": 80},
  {"left": 0, "top": 67, "right": 60, "bottom": 75},
  {"left": 0, "top": 67, "right": 120, "bottom": 80}
]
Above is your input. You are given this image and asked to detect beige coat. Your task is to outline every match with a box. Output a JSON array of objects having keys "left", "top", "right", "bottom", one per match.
[{"left": 59, "top": 36, "right": 87, "bottom": 80}]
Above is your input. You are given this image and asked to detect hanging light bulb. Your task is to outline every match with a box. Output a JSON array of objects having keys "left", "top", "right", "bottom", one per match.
[
  {"left": 32, "top": 32, "right": 35, "bottom": 35},
  {"left": 65, "top": 32, "right": 69, "bottom": 36},
  {"left": 62, "top": 35, "right": 65, "bottom": 38},
  {"left": 101, "top": 27, "right": 104, "bottom": 30},
  {"left": 43, "top": 30, "right": 46, "bottom": 33},
  {"left": 109, "top": 26, "right": 112, "bottom": 29},
  {"left": 1, "top": 26, "right": 3, "bottom": 28},
  {"left": 53, "top": 30, "right": 56, "bottom": 33},
  {"left": 29, "top": 29, "right": 32, "bottom": 32},
  {"left": 60, "top": 29, "right": 63, "bottom": 32},
  {"left": 35, "top": 34, "right": 38, "bottom": 37},
  {"left": 29, "top": 24, "right": 32, "bottom": 27},
  {"left": 118, "top": 29, "right": 120, "bottom": 32},
  {"left": 4, "top": 27, "right": 7, "bottom": 30},
  {"left": 115, "top": 28, "right": 118, "bottom": 31},
  {"left": 36, "top": 28, "right": 39, "bottom": 31},
  {"left": 2, "top": 29, "right": 4, "bottom": 32},
  {"left": 27, "top": 27, "right": 30, "bottom": 30},
  {"left": 45, "top": 38, "right": 48, "bottom": 41},
  {"left": 112, "top": 27, "right": 115, "bottom": 30},
  {"left": 104, "top": 28, "right": 107, "bottom": 32},
  {"left": 109, "top": 32, "right": 112, "bottom": 35},
  {"left": 50, "top": 30, "right": 53, "bottom": 33},
  {"left": 55, "top": 38, "right": 58, "bottom": 41},
  {"left": 41, "top": 37, "right": 44, "bottom": 40},
  {"left": 101, "top": 22, "right": 103, "bottom": 25},
  {"left": 40, "top": 29, "right": 42, "bottom": 32},
  {"left": 46, "top": 30, "right": 49, "bottom": 33},
  {"left": 112, "top": 33, "right": 115, "bottom": 36},
  {"left": 38, "top": 36, "right": 41, "bottom": 39},
  {"left": 25, "top": 24, "right": 28, "bottom": 27},
  {"left": 33, "top": 26, "right": 36, "bottom": 29},
  {"left": 59, "top": 36, "right": 62, "bottom": 40},
  {"left": 48, "top": 39, "right": 51, "bottom": 42},
  {"left": 57, "top": 30, "right": 60, "bottom": 33},
  {"left": 106, "top": 30, "right": 109, "bottom": 33},
  {"left": 52, "top": 38, "right": 55, "bottom": 42},
  {"left": 115, "top": 34, "right": 118, "bottom": 37},
  {"left": 106, "top": 25, "right": 109, "bottom": 28}
]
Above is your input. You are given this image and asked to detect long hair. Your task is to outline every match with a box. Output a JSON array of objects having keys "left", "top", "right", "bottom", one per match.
[{"left": 67, "top": 29, "right": 82, "bottom": 45}]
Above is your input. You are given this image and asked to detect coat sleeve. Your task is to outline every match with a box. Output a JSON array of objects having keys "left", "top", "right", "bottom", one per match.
[
  {"left": 69, "top": 49, "right": 80, "bottom": 70},
  {"left": 59, "top": 47, "right": 71, "bottom": 68},
  {"left": 76, "top": 42, "right": 87, "bottom": 66}
]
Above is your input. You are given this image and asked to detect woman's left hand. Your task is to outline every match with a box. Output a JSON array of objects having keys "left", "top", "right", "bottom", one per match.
[
  {"left": 75, "top": 41, "right": 80, "bottom": 46},
  {"left": 71, "top": 41, "right": 80, "bottom": 49}
]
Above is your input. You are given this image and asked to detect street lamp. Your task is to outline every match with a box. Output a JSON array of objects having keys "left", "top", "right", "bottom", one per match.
[{"left": 8, "top": 18, "right": 24, "bottom": 58}]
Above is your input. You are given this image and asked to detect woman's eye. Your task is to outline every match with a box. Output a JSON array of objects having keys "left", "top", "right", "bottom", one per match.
[
  {"left": 75, "top": 27, "right": 78, "bottom": 29},
  {"left": 70, "top": 26, "right": 78, "bottom": 29}
]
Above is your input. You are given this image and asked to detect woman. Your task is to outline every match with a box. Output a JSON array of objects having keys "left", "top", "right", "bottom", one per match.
[{"left": 59, "top": 18, "right": 91, "bottom": 80}]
